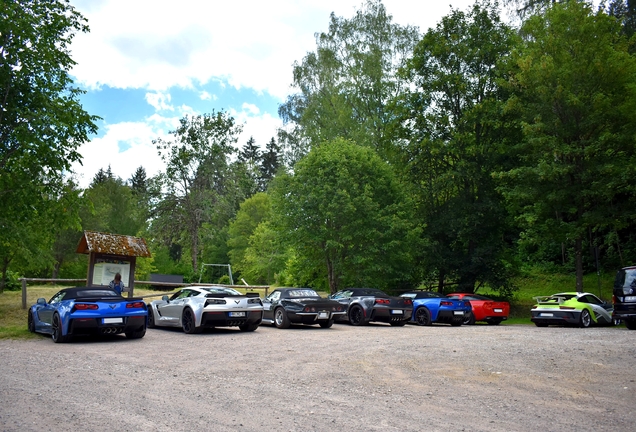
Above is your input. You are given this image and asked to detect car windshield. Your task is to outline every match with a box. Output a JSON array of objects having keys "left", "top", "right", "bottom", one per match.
[
  {"left": 286, "top": 289, "right": 320, "bottom": 298},
  {"left": 202, "top": 287, "right": 242, "bottom": 296},
  {"left": 403, "top": 291, "right": 443, "bottom": 299}
]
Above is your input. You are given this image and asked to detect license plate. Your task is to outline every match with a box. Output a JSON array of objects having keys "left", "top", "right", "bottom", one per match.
[
  {"left": 318, "top": 312, "right": 329, "bottom": 319},
  {"left": 453, "top": 311, "right": 464, "bottom": 316},
  {"left": 494, "top": 308, "right": 503, "bottom": 313},
  {"left": 540, "top": 313, "right": 553, "bottom": 317},
  {"left": 229, "top": 312, "right": 246, "bottom": 317},
  {"left": 625, "top": 296, "right": 636, "bottom": 302},
  {"left": 391, "top": 310, "right": 403, "bottom": 315},
  {"left": 103, "top": 317, "right": 122, "bottom": 324}
]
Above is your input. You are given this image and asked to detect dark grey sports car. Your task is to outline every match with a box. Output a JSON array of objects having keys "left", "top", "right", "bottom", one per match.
[
  {"left": 262, "top": 288, "right": 346, "bottom": 329},
  {"left": 329, "top": 288, "right": 413, "bottom": 326}
]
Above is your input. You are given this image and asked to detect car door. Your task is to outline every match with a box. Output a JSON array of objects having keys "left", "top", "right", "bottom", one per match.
[
  {"left": 38, "top": 291, "right": 66, "bottom": 328},
  {"left": 158, "top": 289, "right": 191, "bottom": 321},
  {"left": 262, "top": 290, "right": 281, "bottom": 321}
]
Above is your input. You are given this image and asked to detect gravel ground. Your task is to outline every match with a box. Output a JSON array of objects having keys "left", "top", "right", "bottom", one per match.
[{"left": 0, "top": 322, "right": 634, "bottom": 432}]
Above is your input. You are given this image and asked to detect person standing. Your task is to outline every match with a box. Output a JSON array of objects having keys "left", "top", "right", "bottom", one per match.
[{"left": 109, "top": 273, "right": 125, "bottom": 295}]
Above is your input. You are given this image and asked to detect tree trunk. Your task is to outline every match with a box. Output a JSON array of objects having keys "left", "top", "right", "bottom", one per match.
[
  {"left": 437, "top": 269, "right": 445, "bottom": 293},
  {"left": 575, "top": 236, "right": 584, "bottom": 292},
  {"left": 0, "top": 256, "right": 9, "bottom": 293}
]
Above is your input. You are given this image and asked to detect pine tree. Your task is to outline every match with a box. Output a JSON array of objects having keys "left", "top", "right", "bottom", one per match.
[
  {"left": 130, "top": 166, "right": 147, "bottom": 195},
  {"left": 260, "top": 137, "right": 281, "bottom": 190}
]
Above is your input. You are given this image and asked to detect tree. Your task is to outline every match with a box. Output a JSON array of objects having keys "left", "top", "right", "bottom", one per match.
[
  {"left": 395, "top": 0, "right": 519, "bottom": 294},
  {"left": 278, "top": 0, "right": 420, "bottom": 163},
  {"left": 0, "top": 0, "right": 98, "bottom": 289},
  {"left": 259, "top": 137, "right": 281, "bottom": 190},
  {"left": 152, "top": 112, "right": 242, "bottom": 272},
  {"left": 271, "top": 138, "right": 417, "bottom": 293},
  {"left": 498, "top": 2, "right": 636, "bottom": 290}
]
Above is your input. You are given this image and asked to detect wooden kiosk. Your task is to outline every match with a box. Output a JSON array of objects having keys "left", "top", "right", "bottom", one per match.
[{"left": 76, "top": 231, "right": 152, "bottom": 297}]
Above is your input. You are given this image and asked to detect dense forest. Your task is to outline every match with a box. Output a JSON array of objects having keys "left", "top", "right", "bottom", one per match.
[{"left": 2, "top": 0, "right": 636, "bottom": 296}]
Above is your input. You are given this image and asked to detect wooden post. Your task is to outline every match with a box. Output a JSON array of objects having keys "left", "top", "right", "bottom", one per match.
[{"left": 21, "top": 278, "right": 27, "bottom": 310}]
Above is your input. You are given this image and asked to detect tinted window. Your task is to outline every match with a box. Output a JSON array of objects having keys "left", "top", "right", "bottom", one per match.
[
  {"left": 352, "top": 289, "right": 387, "bottom": 297},
  {"left": 49, "top": 291, "right": 66, "bottom": 304},
  {"left": 202, "top": 287, "right": 241, "bottom": 296},
  {"left": 284, "top": 289, "right": 320, "bottom": 298},
  {"left": 76, "top": 290, "right": 120, "bottom": 298}
]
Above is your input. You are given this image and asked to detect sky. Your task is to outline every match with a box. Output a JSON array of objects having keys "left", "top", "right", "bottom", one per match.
[{"left": 68, "top": 0, "right": 482, "bottom": 188}]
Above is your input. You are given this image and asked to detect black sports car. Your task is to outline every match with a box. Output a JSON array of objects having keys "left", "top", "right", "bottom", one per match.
[
  {"left": 262, "top": 288, "right": 346, "bottom": 329},
  {"left": 329, "top": 288, "right": 413, "bottom": 326}
]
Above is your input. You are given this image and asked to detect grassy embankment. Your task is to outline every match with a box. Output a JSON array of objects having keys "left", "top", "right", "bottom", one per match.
[{"left": 0, "top": 271, "right": 617, "bottom": 339}]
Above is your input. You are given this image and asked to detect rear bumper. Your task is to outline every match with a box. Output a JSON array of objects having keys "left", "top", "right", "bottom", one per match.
[
  {"left": 531, "top": 310, "right": 580, "bottom": 325},
  {"left": 369, "top": 308, "right": 412, "bottom": 323},
  {"left": 68, "top": 315, "right": 146, "bottom": 335},
  {"left": 436, "top": 309, "right": 466, "bottom": 323},
  {"left": 201, "top": 310, "right": 263, "bottom": 328}
]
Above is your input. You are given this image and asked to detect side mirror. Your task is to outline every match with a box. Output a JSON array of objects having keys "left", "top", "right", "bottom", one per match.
[
  {"left": 162, "top": 295, "right": 169, "bottom": 302},
  {"left": 37, "top": 298, "right": 46, "bottom": 305}
]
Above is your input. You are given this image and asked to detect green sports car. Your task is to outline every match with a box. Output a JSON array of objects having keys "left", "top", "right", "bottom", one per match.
[{"left": 530, "top": 292, "right": 617, "bottom": 328}]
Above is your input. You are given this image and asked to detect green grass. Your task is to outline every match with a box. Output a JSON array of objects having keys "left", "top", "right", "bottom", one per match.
[{"left": 0, "top": 274, "right": 617, "bottom": 337}]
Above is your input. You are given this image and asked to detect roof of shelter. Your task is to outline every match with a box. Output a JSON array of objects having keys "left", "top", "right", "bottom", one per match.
[{"left": 76, "top": 231, "right": 152, "bottom": 257}]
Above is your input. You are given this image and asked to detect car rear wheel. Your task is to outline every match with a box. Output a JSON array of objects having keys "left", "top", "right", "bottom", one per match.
[
  {"left": 52, "top": 313, "right": 69, "bottom": 343},
  {"left": 348, "top": 306, "right": 365, "bottom": 326},
  {"left": 147, "top": 307, "right": 156, "bottom": 328},
  {"left": 415, "top": 307, "right": 431, "bottom": 326},
  {"left": 463, "top": 311, "right": 476, "bottom": 325},
  {"left": 319, "top": 319, "right": 333, "bottom": 328},
  {"left": 239, "top": 323, "right": 259, "bottom": 332},
  {"left": 28, "top": 310, "right": 35, "bottom": 333},
  {"left": 274, "top": 308, "right": 290, "bottom": 329},
  {"left": 579, "top": 309, "right": 591, "bottom": 328},
  {"left": 625, "top": 319, "right": 636, "bottom": 330},
  {"left": 182, "top": 308, "right": 201, "bottom": 334}
]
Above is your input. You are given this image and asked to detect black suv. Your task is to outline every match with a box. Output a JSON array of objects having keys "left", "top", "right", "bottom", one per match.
[{"left": 613, "top": 266, "right": 636, "bottom": 330}]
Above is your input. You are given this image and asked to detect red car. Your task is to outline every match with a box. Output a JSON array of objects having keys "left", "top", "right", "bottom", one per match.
[{"left": 446, "top": 293, "right": 509, "bottom": 325}]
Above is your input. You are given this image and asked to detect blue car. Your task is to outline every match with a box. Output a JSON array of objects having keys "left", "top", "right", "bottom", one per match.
[
  {"left": 28, "top": 287, "right": 148, "bottom": 343},
  {"left": 400, "top": 291, "right": 471, "bottom": 326}
]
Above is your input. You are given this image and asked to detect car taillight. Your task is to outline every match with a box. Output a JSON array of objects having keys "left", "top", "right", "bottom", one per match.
[
  {"left": 403, "top": 299, "right": 412, "bottom": 306},
  {"left": 304, "top": 306, "right": 316, "bottom": 312},
  {"left": 559, "top": 306, "right": 575, "bottom": 310},
  {"left": 375, "top": 299, "right": 390, "bottom": 305},
  {"left": 126, "top": 302, "right": 145, "bottom": 309},
  {"left": 613, "top": 295, "right": 617, "bottom": 304},
  {"left": 440, "top": 301, "right": 453, "bottom": 306},
  {"left": 464, "top": 301, "right": 471, "bottom": 308},
  {"left": 205, "top": 299, "right": 227, "bottom": 306},
  {"left": 74, "top": 303, "right": 98, "bottom": 310},
  {"left": 332, "top": 305, "right": 343, "bottom": 311}
]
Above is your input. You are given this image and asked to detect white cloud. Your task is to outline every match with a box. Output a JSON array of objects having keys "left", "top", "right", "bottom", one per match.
[
  {"left": 70, "top": 0, "right": 478, "bottom": 98},
  {"left": 145, "top": 92, "right": 174, "bottom": 111},
  {"left": 72, "top": 121, "right": 169, "bottom": 188}
]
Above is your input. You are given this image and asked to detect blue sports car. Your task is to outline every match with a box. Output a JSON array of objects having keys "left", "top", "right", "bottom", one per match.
[
  {"left": 400, "top": 291, "right": 471, "bottom": 326},
  {"left": 28, "top": 287, "right": 148, "bottom": 343}
]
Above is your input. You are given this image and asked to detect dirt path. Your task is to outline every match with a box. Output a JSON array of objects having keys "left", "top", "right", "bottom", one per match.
[{"left": 0, "top": 323, "right": 633, "bottom": 431}]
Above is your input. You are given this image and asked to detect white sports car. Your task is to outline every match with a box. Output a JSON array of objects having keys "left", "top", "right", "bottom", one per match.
[{"left": 147, "top": 286, "right": 263, "bottom": 333}]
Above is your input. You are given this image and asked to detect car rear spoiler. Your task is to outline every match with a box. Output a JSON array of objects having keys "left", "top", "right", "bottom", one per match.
[
  {"left": 205, "top": 292, "right": 261, "bottom": 298},
  {"left": 533, "top": 296, "right": 566, "bottom": 305}
]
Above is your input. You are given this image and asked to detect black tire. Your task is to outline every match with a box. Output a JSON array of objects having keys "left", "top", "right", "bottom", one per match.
[
  {"left": 147, "top": 307, "right": 156, "bottom": 328},
  {"left": 488, "top": 318, "right": 503, "bottom": 326},
  {"left": 579, "top": 309, "right": 592, "bottom": 328},
  {"left": 52, "top": 313, "right": 69, "bottom": 343},
  {"left": 274, "top": 308, "right": 290, "bottom": 329},
  {"left": 625, "top": 319, "right": 636, "bottom": 330},
  {"left": 534, "top": 322, "right": 549, "bottom": 327},
  {"left": 239, "top": 323, "right": 259, "bottom": 332},
  {"left": 28, "top": 310, "right": 35, "bottom": 333},
  {"left": 348, "top": 306, "right": 366, "bottom": 326},
  {"left": 390, "top": 320, "right": 407, "bottom": 327},
  {"left": 125, "top": 329, "right": 146, "bottom": 339},
  {"left": 450, "top": 317, "right": 463, "bottom": 327},
  {"left": 319, "top": 319, "right": 334, "bottom": 328},
  {"left": 182, "top": 308, "right": 201, "bottom": 334},
  {"left": 415, "top": 307, "right": 432, "bottom": 326},
  {"left": 463, "top": 311, "right": 476, "bottom": 325}
]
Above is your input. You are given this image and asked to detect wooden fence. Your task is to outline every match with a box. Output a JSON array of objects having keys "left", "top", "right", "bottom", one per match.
[{"left": 18, "top": 278, "right": 270, "bottom": 309}]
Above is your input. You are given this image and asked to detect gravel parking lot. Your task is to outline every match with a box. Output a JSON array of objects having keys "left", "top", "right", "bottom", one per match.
[{"left": 0, "top": 323, "right": 634, "bottom": 431}]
